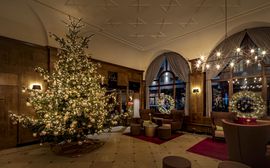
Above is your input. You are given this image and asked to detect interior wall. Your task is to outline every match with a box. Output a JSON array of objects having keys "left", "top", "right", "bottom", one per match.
[{"left": 0, "top": 0, "right": 146, "bottom": 71}]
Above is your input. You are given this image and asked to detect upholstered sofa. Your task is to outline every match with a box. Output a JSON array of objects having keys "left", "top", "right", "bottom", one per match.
[
  {"left": 222, "top": 119, "right": 270, "bottom": 168},
  {"left": 210, "top": 112, "right": 237, "bottom": 140},
  {"left": 162, "top": 110, "right": 185, "bottom": 132}
]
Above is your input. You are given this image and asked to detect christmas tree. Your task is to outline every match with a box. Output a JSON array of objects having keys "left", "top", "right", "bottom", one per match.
[{"left": 9, "top": 18, "right": 119, "bottom": 144}]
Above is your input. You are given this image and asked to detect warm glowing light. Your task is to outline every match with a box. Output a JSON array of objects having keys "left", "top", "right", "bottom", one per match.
[
  {"left": 236, "top": 48, "right": 241, "bottom": 52},
  {"left": 30, "top": 83, "right": 42, "bottom": 90},
  {"left": 216, "top": 52, "right": 221, "bottom": 57},
  {"left": 255, "top": 56, "right": 258, "bottom": 60},
  {"left": 196, "top": 63, "right": 200, "bottom": 68},
  {"left": 230, "top": 62, "right": 234, "bottom": 67},
  {"left": 200, "top": 55, "right": 205, "bottom": 61},
  {"left": 197, "top": 60, "right": 202, "bottom": 64},
  {"left": 216, "top": 64, "right": 220, "bottom": 70},
  {"left": 262, "top": 50, "right": 266, "bottom": 55},
  {"left": 246, "top": 59, "right": 250, "bottom": 64},
  {"left": 192, "top": 87, "right": 200, "bottom": 94},
  {"left": 250, "top": 49, "right": 255, "bottom": 53},
  {"left": 206, "top": 64, "right": 210, "bottom": 69}
]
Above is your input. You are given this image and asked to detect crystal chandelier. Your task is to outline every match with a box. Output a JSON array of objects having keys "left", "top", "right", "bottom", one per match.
[{"left": 195, "top": 0, "right": 267, "bottom": 70}]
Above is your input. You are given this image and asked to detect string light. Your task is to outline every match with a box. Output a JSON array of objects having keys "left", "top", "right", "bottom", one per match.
[
  {"left": 195, "top": 1, "right": 268, "bottom": 71},
  {"left": 230, "top": 62, "right": 234, "bottom": 68}
]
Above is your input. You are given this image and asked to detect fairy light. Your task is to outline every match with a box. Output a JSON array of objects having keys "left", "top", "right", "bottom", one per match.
[{"left": 230, "top": 62, "right": 234, "bottom": 68}]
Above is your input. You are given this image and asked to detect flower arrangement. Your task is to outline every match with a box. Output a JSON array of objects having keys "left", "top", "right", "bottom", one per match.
[{"left": 157, "top": 94, "right": 175, "bottom": 114}]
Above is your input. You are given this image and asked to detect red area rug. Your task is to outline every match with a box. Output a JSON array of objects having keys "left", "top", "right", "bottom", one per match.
[
  {"left": 187, "top": 138, "right": 228, "bottom": 160},
  {"left": 123, "top": 132, "right": 183, "bottom": 145}
]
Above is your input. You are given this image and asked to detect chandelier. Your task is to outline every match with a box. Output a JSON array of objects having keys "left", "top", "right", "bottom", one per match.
[{"left": 195, "top": 0, "right": 267, "bottom": 70}]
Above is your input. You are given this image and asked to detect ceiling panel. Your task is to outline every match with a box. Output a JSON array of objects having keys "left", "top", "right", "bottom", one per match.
[{"left": 31, "top": 0, "right": 270, "bottom": 50}]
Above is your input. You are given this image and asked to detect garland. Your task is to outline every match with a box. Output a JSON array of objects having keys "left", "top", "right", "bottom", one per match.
[
  {"left": 230, "top": 91, "right": 266, "bottom": 118},
  {"left": 157, "top": 95, "right": 175, "bottom": 114}
]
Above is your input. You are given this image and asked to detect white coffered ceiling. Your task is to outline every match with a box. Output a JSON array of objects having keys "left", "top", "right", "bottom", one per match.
[{"left": 24, "top": 0, "right": 270, "bottom": 50}]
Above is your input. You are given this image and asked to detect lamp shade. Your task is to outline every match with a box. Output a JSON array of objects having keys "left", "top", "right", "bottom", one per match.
[
  {"left": 192, "top": 88, "right": 199, "bottom": 93},
  {"left": 32, "top": 84, "right": 41, "bottom": 90}
]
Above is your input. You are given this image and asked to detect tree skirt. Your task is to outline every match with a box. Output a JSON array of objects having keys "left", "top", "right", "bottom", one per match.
[
  {"left": 187, "top": 138, "right": 228, "bottom": 160},
  {"left": 50, "top": 139, "right": 104, "bottom": 157}
]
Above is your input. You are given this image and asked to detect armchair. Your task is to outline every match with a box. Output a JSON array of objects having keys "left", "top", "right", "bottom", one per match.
[
  {"left": 139, "top": 109, "right": 154, "bottom": 126},
  {"left": 162, "top": 110, "right": 185, "bottom": 132},
  {"left": 210, "top": 112, "right": 237, "bottom": 141},
  {"left": 222, "top": 119, "right": 270, "bottom": 168}
]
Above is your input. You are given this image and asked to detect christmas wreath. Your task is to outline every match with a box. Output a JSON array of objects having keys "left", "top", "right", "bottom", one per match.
[
  {"left": 157, "top": 94, "right": 175, "bottom": 114},
  {"left": 230, "top": 91, "right": 266, "bottom": 118}
]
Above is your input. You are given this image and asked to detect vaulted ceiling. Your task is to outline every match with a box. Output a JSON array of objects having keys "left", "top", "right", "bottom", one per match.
[{"left": 29, "top": 0, "right": 270, "bottom": 51}]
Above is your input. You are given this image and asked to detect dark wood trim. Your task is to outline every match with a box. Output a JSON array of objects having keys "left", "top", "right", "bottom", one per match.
[
  {"left": 0, "top": 36, "right": 45, "bottom": 49},
  {"left": 92, "top": 58, "right": 144, "bottom": 73}
]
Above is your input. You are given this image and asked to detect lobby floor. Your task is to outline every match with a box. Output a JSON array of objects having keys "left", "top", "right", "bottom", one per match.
[{"left": 0, "top": 127, "right": 220, "bottom": 168}]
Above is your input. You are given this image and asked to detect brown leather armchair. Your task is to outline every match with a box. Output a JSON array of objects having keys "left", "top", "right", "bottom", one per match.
[
  {"left": 222, "top": 119, "right": 270, "bottom": 168},
  {"left": 139, "top": 109, "right": 154, "bottom": 121},
  {"left": 162, "top": 110, "right": 185, "bottom": 132},
  {"left": 210, "top": 112, "right": 237, "bottom": 141}
]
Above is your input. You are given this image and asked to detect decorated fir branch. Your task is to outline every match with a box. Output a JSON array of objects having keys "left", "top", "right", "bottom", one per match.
[{"left": 9, "top": 18, "right": 121, "bottom": 144}]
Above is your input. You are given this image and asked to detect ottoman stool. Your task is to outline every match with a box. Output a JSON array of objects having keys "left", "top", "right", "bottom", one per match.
[
  {"left": 163, "top": 156, "right": 191, "bottom": 168},
  {"left": 130, "top": 123, "right": 141, "bottom": 136},
  {"left": 158, "top": 126, "right": 171, "bottom": 140},
  {"left": 218, "top": 161, "right": 251, "bottom": 168}
]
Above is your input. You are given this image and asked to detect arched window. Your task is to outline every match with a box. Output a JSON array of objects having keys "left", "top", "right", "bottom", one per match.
[
  {"left": 209, "top": 32, "right": 270, "bottom": 116},
  {"left": 149, "top": 59, "right": 186, "bottom": 111}
]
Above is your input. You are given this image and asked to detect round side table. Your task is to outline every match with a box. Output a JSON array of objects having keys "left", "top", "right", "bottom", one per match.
[
  {"left": 218, "top": 161, "right": 251, "bottom": 168},
  {"left": 144, "top": 123, "right": 158, "bottom": 137},
  {"left": 162, "top": 156, "right": 191, "bottom": 168}
]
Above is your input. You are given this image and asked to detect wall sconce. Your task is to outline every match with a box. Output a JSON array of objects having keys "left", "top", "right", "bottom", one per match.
[
  {"left": 192, "top": 88, "right": 200, "bottom": 94},
  {"left": 30, "top": 83, "right": 42, "bottom": 90}
]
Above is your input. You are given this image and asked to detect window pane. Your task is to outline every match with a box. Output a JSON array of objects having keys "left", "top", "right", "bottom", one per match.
[
  {"left": 149, "top": 86, "right": 158, "bottom": 111},
  {"left": 233, "top": 77, "right": 262, "bottom": 93},
  {"left": 175, "top": 83, "right": 186, "bottom": 110},
  {"left": 160, "top": 85, "right": 173, "bottom": 97},
  {"left": 212, "top": 81, "right": 229, "bottom": 112},
  {"left": 159, "top": 72, "right": 174, "bottom": 85}
]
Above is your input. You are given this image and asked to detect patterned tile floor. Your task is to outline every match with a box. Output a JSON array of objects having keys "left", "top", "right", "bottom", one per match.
[{"left": 0, "top": 127, "right": 220, "bottom": 168}]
